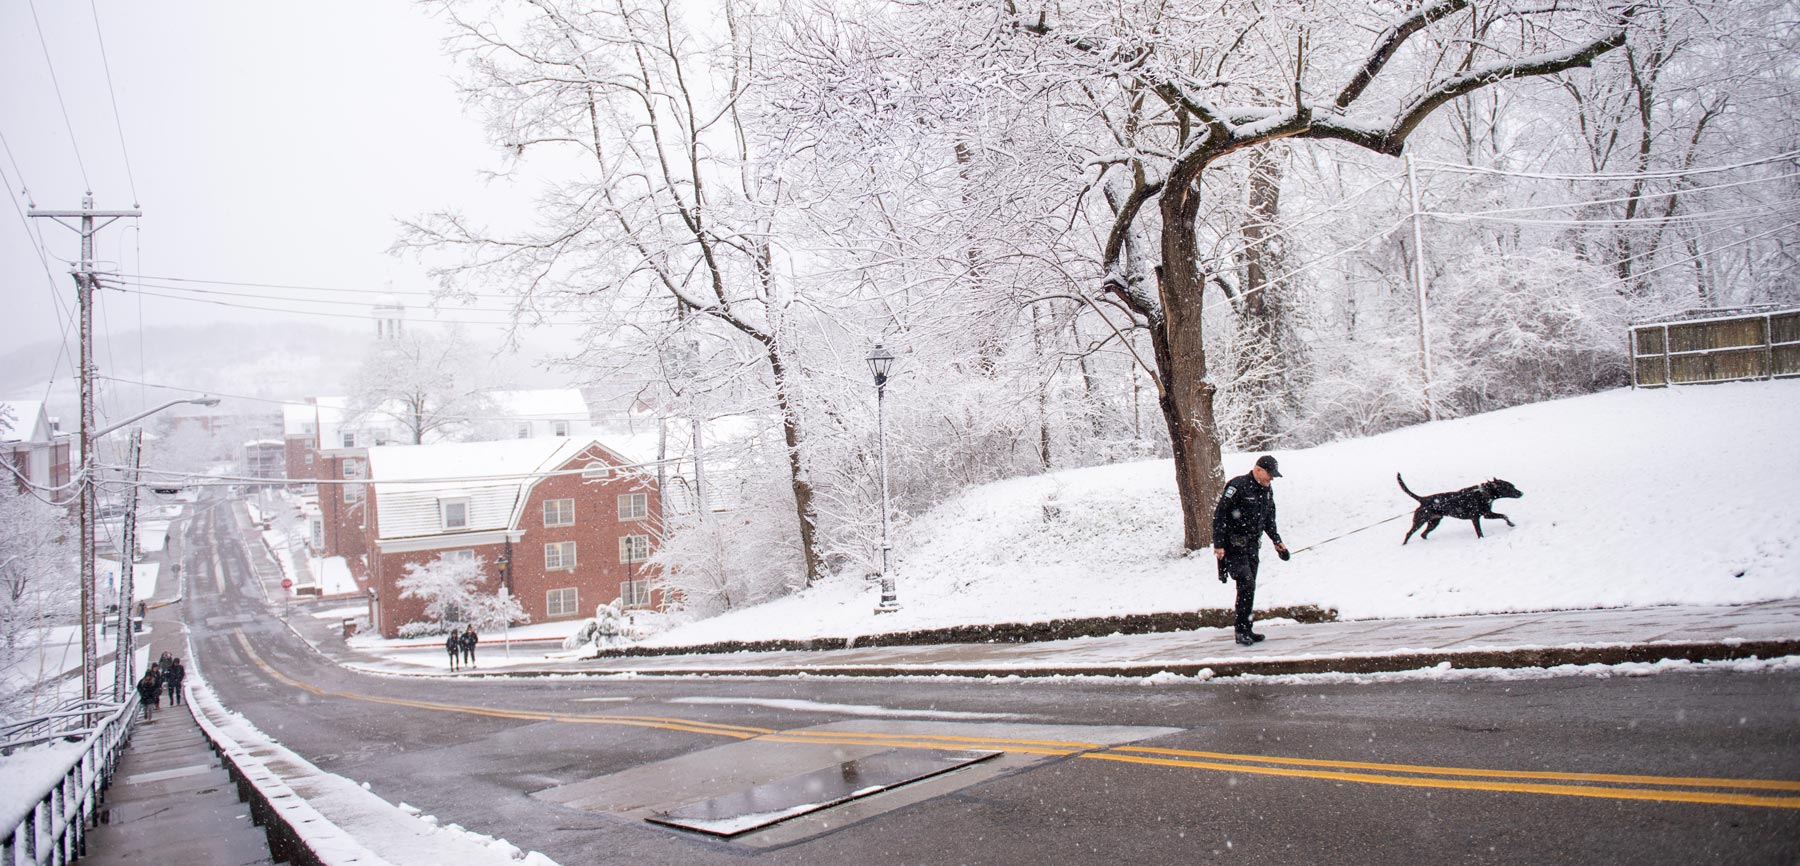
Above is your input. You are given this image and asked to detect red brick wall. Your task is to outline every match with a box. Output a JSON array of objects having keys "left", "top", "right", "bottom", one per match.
[
  {"left": 318, "top": 453, "right": 369, "bottom": 560},
  {"left": 371, "top": 540, "right": 508, "bottom": 637},
  {"left": 510, "top": 448, "right": 663, "bottom": 627},
  {"left": 284, "top": 435, "right": 316, "bottom": 485}
]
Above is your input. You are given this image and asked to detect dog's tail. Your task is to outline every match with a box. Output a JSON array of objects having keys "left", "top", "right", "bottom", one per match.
[{"left": 1396, "top": 473, "right": 1424, "bottom": 502}]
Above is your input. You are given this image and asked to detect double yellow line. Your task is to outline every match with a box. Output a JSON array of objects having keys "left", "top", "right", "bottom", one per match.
[{"left": 230, "top": 632, "right": 1800, "bottom": 810}]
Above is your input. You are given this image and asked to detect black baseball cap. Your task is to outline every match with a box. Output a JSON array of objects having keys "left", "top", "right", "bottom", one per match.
[{"left": 1255, "top": 455, "right": 1282, "bottom": 477}]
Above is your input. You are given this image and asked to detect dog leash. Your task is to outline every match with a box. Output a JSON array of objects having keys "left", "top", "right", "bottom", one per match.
[{"left": 1286, "top": 511, "right": 1411, "bottom": 556}]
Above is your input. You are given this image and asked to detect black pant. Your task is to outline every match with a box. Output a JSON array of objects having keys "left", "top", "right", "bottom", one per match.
[{"left": 1221, "top": 550, "right": 1260, "bottom": 635}]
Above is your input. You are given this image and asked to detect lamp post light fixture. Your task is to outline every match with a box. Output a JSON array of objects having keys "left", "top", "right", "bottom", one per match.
[{"left": 866, "top": 343, "right": 899, "bottom": 614}]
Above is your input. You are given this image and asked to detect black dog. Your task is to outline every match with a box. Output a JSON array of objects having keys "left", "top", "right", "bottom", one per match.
[{"left": 1397, "top": 474, "right": 1523, "bottom": 544}]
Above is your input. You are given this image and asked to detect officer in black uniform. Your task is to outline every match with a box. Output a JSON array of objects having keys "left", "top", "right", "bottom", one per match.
[{"left": 1212, "top": 455, "right": 1288, "bottom": 646}]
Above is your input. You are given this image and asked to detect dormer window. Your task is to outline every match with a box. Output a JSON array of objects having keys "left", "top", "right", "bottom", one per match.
[
  {"left": 516, "top": 422, "right": 532, "bottom": 439},
  {"left": 341, "top": 431, "right": 357, "bottom": 448},
  {"left": 552, "top": 420, "right": 569, "bottom": 437},
  {"left": 440, "top": 497, "right": 470, "bottom": 530}
]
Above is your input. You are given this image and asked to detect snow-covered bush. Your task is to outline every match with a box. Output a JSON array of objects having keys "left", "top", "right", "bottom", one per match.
[
  {"left": 396, "top": 553, "right": 527, "bottom": 633},
  {"left": 397, "top": 621, "right": 450, "bottom": 639}
]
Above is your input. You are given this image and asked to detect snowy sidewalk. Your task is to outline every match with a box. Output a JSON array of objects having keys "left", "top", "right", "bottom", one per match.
[{"left": 285, "top": 597, "right": 1800, "bottom": 680}]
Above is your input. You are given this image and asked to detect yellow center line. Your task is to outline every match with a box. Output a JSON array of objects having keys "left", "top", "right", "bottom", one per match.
[
  {"left": 228, "top": 632, "right": 1800, "bottom": 810},
  {"left": 1110, "top": 746, "right": 1800, "bottom": 792},
  {"left": 1082, "top": 753, "right": 1800, "bottom": 810}
]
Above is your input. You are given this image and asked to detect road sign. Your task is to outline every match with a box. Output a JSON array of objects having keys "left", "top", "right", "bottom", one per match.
[{"left": 281, "top": 578, "right": 293, "bottom": 589}]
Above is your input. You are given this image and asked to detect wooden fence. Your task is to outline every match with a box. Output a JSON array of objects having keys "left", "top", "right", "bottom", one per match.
[{"left": 1631, "top": 308, "right": 1800, "bottom": 387}]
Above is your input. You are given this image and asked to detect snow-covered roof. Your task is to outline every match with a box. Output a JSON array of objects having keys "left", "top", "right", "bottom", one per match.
[
  {"left": 0, "top": 401, "right": 52, "bottom": 444},
  {"left": 365, "top": 436, "right": 647, "bottom": 540}
]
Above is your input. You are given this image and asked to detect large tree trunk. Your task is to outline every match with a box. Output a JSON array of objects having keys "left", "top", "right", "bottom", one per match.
[
  {"left": 761, "top": 340, "right": 825, "bottom": 585},
  {"left": 1155, "top": 180, "right": 1227, "bottom": 551},
  {"left": 1234, "top": 145, "right": 1293, "bottom": 451}
]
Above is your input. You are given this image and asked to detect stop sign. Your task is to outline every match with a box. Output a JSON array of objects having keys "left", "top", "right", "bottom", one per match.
[{"left": 281, "top": 578, "right": 293, "bottom": 589}]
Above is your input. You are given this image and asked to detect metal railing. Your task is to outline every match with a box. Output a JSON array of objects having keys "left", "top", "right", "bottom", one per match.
[{"left": 1, "top": 695, "right": 138, "bottom": 866}]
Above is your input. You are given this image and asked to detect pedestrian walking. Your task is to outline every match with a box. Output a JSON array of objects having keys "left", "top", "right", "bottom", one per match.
[
  {"left": 445, "top": 630, "right": 461, "bottom": 672},
  {"left": 461, "top": 625, "right": 479, "bottom": 668},
  {"left": 1212, "top": 455, "right": 1290, "bottom": 646},
  {"left": 164, "top": 657, "right": 186, "bottom": 706},
  {"left": 136, "top": 669, "right": 162, "bottom": 720},
  {"left": 157, "top": 651, "right": 173, "bottom": 675}
]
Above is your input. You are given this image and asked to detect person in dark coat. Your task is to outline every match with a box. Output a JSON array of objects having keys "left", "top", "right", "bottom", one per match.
[
  {"left": 445, "top": 630, "right": 461, "bottom": 672},
  {"left": 163, "top": 658, "right": 186, "bottom": 706},
  {"left": 1212, "top": 455, "right": 1289, "bottom": 646},
  {"left": 136, "top": 669, "right": 162, "bottom": 719},
  {"left": 460, "top": 625, "right": 479, "bottom": 668}
]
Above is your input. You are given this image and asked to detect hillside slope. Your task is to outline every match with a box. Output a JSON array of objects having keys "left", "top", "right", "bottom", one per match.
[{"left": 643, "top": 381, "right": 1800, "bottom": 647}]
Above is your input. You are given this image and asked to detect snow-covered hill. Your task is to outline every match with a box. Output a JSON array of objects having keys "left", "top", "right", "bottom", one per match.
[{"left": 643, "top": 381, "right": 1800, "bottom": 647}]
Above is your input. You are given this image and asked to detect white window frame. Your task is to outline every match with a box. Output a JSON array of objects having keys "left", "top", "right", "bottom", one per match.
[
  {"left": 621, "top": 578, "right": 652, "bottom": 608},
  {"left": 543, "top": 498, "right": 575, "bottom": 528},
  {"left": 617, "top": 492, "right": 648, "bottom": 521},
  {"left": 341, "top": 431, "right": 357, "bottom": 448},
  {"left": 552, "top": 420, "right": 569, "bottom": 437},
  {"left": 441, "top": 549, "right": 476, "bottom": 566},
  {"left": 619, "top": 534, "right": 650, "bottom": 564},
  {"left": 546, "top": 587, "right": 579, "bottom": 617},
  {"left": 516, "top": 422, "right": 532, "bottom": 439},
  {"left": 545, "top": 540, "right": 577, "bottom": 571},
  {"left": 581, "top": 461, "right": 610, "bottom": 480},
  {"left": 440, "top": 497, "right": 471, "bottom": 531}
]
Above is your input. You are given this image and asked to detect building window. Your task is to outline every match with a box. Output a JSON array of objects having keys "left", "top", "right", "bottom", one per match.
[
  {"left": 581, "top": 462, "right": 610, "bottom": 480},
  {"left": 442, "top": 549, "right": 475, "bottom": 566},
  {"left": 620, "top": 534, "right": 650, "bottom": 563},
  {"left": 545, "top": 541, "right": 577, "bottom": 571},
  {"left": 341, "top": 431, "right": 357, "bottom": 448},
  {"left": 618, "top": 493, "right": 648, "bottom": 521},
  {"left": 345, "top": 483, "right": 365, "bottom": 503},
  {"left": 546, "top": 587, "right": 579, "bottom": 617},
  {"left": 621, "top": 578, "right": 652, "bottom": 608},
  {"left": 543, "top": 498, "right": 575, "bottom": 528},
  {"left": 441, "top": 498, "right": 470, "bottom": 530},
  {"left": 517, "top": 422, "right": 532, "bottom": 439},
  {"left": 552, "top": 420, "right": 569, "bottom": 437},
  {"left": 373, "top": 431, "right": 389, "bottom": 446}
]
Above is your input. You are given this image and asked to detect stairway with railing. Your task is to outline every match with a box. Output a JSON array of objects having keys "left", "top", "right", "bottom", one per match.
[{"left": 0, "top": 695, "right": 138, "bottom": 865}]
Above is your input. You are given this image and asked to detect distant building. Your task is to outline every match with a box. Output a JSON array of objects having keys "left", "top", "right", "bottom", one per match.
[
  {"left": 359, "top": 436, "right": 663, "bottom": 637},
  {"left": 0, "top": 400, "right": 72, "bottom": 494},
  {"left": 242, "top": 439, "right": 286, "bottom": 487}
]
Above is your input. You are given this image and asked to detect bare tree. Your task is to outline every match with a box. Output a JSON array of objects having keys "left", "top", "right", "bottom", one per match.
[
  {"left": 403, "top": 0, "right": 833, "bottom": 584},
  {"left": 347, "top": 328, "right": 499, "bottom": 445}
]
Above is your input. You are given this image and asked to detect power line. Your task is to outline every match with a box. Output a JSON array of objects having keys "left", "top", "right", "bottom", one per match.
[
  {"left": 25, "top": 0, "right": 92, "bottom": 192},
  {"left": 1419, "top": 170, "right": 1800, "bottom": 219},
  {"left": 84, "top": 0, "right": 137, "bottom": 206},
  {"left": 1416, "top": 149, "right": 1800, "bottom": 182},
  {"left": 124, "top": 271, "right": 529, "bottom": 302},
  {"left": 125, "top": 278, "right": 536, "bottom": 314},
  {"left": 96, "top": 374, "right": 646, "bottom": 421}
]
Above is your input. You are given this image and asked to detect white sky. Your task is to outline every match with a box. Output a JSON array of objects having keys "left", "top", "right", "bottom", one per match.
[{"left": 1, "top": 1, "right": 570, "bottom": 357}]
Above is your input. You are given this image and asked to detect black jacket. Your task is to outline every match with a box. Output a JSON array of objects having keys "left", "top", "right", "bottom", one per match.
[{"left": 1212, "top": 472, "right": 1281, "bottom": 552}]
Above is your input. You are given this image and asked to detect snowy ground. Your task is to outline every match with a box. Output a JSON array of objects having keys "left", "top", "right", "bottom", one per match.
[{"left": 641, "top": 381, "right": 1800, "bottom": 648}]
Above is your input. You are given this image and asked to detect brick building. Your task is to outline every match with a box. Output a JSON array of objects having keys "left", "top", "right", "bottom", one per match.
[
  {"left": 0, "top": 401, "right": 72, "bottom": 494},
  {"left": 361, "top": 436, "right": 661, "bottom": 637}
]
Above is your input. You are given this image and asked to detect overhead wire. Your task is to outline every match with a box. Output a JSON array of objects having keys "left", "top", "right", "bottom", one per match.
[
  {"left": 24, "top": 0, "right": 92, "bottom": 192},
  {"left": 84, "top": 0, "right": 138, "bottom": 206},
  {"left": 95, "top": 374, "right": 646, "bottom": 421},
  {"left": 1416, "top": 148, "right": 1800, "bottom": 181}
]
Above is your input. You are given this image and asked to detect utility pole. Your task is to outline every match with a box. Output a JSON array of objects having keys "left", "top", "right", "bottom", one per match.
[
  {"left": 114, "top": 429, "right": 143, "bottom": 702},
  {"left": 1405, "top": 155, "right": 1438, "bottom": 422},
  {"left": 30, "top": 194, "right": 142, "bottom": 703}
]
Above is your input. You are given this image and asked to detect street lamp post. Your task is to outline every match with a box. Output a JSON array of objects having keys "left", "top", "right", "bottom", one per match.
[
  {"left": 82, "top": 396, "right": 218, "bottom": 702},
  {"left": 867, "top": 344, "right": 899, "bottom": 614},
  {"left": 496, "top": 547, "right": 512, "bottom": 659}
]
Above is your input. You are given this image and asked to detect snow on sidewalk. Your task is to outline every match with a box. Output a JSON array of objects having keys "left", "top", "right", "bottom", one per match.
[{"left": 183, "top": 644, "right": 559, "bottom": 866}]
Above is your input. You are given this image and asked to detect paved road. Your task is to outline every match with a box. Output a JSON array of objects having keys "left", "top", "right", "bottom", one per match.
[{"left": 176, "top": 494, "right": 1800, "bottom": 865}]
